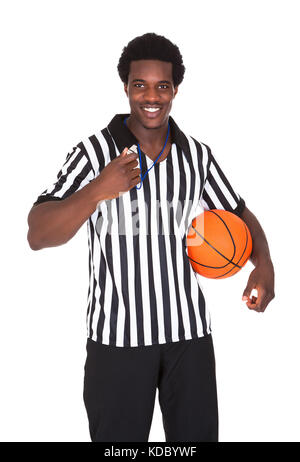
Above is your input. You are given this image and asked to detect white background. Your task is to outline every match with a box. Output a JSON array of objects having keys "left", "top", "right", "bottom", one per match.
[{"left": 0, "top": 0, "right": 299, "bottom": 442}]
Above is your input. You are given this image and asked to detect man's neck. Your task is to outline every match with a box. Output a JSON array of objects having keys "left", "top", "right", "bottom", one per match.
[{"left": 126, "top": 114, "right": 170, "bottom": 150}]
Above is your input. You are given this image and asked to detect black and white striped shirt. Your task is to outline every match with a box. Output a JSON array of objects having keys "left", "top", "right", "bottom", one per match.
[{"left": 33, "top": 113, "right": 245, "bottom": 347}]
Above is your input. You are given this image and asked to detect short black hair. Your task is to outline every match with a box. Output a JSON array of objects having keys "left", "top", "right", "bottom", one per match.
[{"left": 117, "top": 32, "right": 185, "bottom": 88}]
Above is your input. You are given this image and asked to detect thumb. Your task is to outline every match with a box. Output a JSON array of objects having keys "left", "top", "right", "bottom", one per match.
[
  {"left": 242, "top": 269, "right": 257, "bottom": 301},
  {"left": 242, "top": 284, "right": 253, "bottom": 301},
  {"left": 120, "top": 147, "right": 128, "bottom": 157}
]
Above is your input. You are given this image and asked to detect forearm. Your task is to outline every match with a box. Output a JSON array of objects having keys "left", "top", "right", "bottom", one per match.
[
  {"left": 241, "top": 206, "right": 275, "bottom": 311},
  {"left": 27, "top": 179, "right": 105, "bottom": 250},
  {"left": 241, "top": 206, "right": 273, "bottom": 267}
]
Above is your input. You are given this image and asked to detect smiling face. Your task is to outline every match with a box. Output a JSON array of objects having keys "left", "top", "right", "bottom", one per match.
[{"left": 124, "top": 60, "right": 178, "bottom": 130}]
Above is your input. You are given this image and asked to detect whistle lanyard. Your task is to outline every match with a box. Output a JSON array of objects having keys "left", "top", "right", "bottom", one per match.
[{"left": 124, "top": 116, "right": 170, "bottom": 190}]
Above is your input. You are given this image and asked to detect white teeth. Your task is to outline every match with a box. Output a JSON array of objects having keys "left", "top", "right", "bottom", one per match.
[{"left": 143, "top": 107, "right": 160, "bottom": 112}]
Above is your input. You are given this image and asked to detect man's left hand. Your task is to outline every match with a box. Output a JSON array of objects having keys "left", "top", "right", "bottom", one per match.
[{"left": 242, "top": 261, "right": 275, "bottom": 312}]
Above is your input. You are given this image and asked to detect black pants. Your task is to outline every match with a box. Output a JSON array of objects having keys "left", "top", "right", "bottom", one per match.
[{"left": 83, "top": 334, "right": 218, "bottom": 442}]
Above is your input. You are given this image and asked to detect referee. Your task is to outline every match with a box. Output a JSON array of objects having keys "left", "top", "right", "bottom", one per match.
[{"left": 27, "top": 33, "right": 275, "bottom": 442}]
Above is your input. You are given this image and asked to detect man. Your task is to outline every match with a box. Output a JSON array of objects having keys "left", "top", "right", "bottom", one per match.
[{"left": 27, "top": 33, "right": 275, "bottom": 442}]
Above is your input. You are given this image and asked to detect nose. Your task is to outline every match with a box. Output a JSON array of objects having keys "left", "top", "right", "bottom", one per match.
[{"left": 143, "top": 85, "right": 160, "bottom": 102}]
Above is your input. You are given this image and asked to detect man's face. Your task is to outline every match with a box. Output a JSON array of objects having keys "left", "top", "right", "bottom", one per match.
[{"left": 124, "top": 59, "right": 178, "bottom": 129}]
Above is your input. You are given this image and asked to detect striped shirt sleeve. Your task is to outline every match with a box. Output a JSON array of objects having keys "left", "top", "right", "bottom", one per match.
[
  {"left": 33, "top": 142, "right": 95, "bottom": 206},
  {"left": 200, "top": 144, "right": 246, "bottom": 217}
]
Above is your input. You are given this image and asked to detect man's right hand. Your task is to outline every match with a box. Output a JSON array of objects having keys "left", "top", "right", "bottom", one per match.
[
  {"left": 27, "top": 148, "right": 142, "bottom": 250},
  {"left": 94, "top": 148, "right": 141, "bottom": 201}
]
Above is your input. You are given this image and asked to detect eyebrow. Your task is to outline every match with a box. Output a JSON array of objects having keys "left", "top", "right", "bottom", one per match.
[{"left": 132, "top": 79, "right": 171, "bottom": 84}]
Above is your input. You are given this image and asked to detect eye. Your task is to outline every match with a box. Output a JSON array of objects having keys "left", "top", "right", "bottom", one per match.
[
  {"left": 134, "top": 83, "right": 144, "bottom": 88},
  {"left": 159, "top": 85, "right": 169, "bottom": 89}
]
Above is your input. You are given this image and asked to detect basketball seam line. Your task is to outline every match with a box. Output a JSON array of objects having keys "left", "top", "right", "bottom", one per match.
[
  {"left": 191, "top": 226, "right": 242, "bottom": 269},
  {"left": 188, "top": 214, "right": 251, "bottom": 277}
]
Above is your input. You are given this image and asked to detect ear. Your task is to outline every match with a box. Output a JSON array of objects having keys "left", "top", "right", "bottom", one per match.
[
  {"left": 174, "top": 86, "right": 178, "bottom": 97},
  {"left": 124, "top": 82, "right": 128, "bottom": 97}
]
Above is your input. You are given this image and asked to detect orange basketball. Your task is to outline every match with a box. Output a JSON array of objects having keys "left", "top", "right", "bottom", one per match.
[{"left": 186, "top": 209, "right": 252, "bottom": 279}]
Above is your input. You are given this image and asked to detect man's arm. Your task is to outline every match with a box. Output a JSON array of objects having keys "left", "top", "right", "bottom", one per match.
[
  {"left": 27, "top": 149, "right": 140, "bottom": 250},
  {"left": 27, "top": 182, "right": 102, "bottom": 250},
  {"left": 240, "top": 206, "right": 275, "bottom": 312}
]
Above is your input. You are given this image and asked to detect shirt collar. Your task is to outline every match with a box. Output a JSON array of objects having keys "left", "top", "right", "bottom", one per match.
[{"left": 106, "top": 113, "right": 189, "bottom": 154}]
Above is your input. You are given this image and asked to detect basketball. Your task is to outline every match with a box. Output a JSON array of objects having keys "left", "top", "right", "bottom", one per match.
[{"left": 186, "top": 209, "right": 252, "bottom": 279}]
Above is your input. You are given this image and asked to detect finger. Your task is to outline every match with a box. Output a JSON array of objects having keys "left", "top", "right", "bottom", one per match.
[
  {"left": 247, "top": 294, "right": 267, "bottom": 312},
  {"left": 260, "top": 288, "right": 275, "bottom": 310},
  {"left": 129, "top": 176, "right": 141, "bottom": 189},
  {"left": 121, "top": 152, "right": 139, "bottom": 162},
  {"left": 257, "top": 293, "right": 273, "bottom": 312},
  {"left": 120, "top": 147, "right": 129, "bottom": 157},
  {"left": 246, "top": 295, "right": 258, "bottom": 310},
  {"left": 242, "top": 288, "right": 256, "bottom": 304},
  {"left": 126, "top": 159, "right": 139, "bottom": 170},
  {"left": 242, "top": 282, "right": 256, "bottom": 302},
  {"left": 130, "top": 168, "right": 141, "bottom": 179},
  {"left": 253, "top": 287, "right": 268, "bottom": 311}
]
